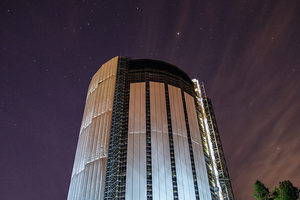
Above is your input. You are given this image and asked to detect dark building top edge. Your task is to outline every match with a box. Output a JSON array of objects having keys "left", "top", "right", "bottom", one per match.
[{"left": 127, "top": 58, "right": 194, "bottom": 87}]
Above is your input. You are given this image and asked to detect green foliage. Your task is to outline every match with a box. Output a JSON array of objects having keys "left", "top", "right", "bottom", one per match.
[
  {"left": 253, "top": 180, "right": 300, "bottom": 200},
  {"left": 272, "top": 187, "right": 280, "bottom": 200},
  {"left": 253, "top": 180, "right": 271, "bottom": 200},
  {"left": 273, "top": 181, "right": 300, "bottom": 200}
]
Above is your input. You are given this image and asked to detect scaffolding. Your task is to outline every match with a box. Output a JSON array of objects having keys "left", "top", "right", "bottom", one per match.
[{"left": 192, "top": 79, "right": 235, "bottom": 200}]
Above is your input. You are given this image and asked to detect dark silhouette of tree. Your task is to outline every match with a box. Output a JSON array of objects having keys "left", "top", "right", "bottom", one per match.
[
  {"left": 272, "top": 180, "right": 299, "bottom": 200},
  {"left": 253, "top": 180, "right": 300, "bottom": 200},
  {"left": 253, "top": 180, "right": 271, "bottom": 200}
]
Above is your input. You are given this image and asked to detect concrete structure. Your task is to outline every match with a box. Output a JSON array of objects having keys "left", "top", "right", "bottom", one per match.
[{"left": 67, "top": 57, "right": 234, "bottom": 200}]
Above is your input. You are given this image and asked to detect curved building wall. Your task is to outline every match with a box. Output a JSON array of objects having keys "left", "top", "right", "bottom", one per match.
[
  {"left": 68, "top": 57, "right": 220, "bottom": 200},
  {"left": 67, "top": 57, "right": 118, "bottom": 200}
]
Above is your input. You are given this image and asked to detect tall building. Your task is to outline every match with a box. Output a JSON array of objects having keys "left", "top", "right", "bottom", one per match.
[{"left": 67, "top": 57, "right": 234, "bottom": 200}]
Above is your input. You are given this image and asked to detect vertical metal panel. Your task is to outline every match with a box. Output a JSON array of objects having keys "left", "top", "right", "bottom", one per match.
[
  {"left": 126, "top": 82, "right": 135, "bottom": 200},
  {"left": 88, "top": 160, "right": 96, "bottom": 200},
  {"left": 98, "top": 158, "right": 107, "bottom": 200},
  {"left": 86, "top": 162, "right": 93, "bottom": 200},
  {"left": 126, "top": 82, "right": 147, "bottom": 200},
  {"left": 150, "top": 82, "right": 173, "bottom": 200},
  {"left": 132, "top": 82, "right": 140, "bottom": 200},
  {"left": 93, "top": 159, "right": 101, "bottom": 200},
  {"left": 94, "top": 115, "right": 102, "bottom": 160},
  {"left": 104, "top": 111, "right": 112, "bottom": 155},
  {"left": 139, "top": 132, "right": 147, "bottom": 199},
  {"left": 168, "top": 85, "right": 196, "bottom": 200},
  {"left": 139, "top": 82, "right": 147, "bottom": 199},
  {"left": 67, "top": 57, "right": 118, "bottom": 200},
  {"left": 184, "top": 92, "right": 212, "bottom": 199},
  {"left": 89, "top": 117, "right": 97, "bottom": 162},
  {"left": 99, "top": 114, "right": 106, "bottom": 156},
  {"left": 80, "top": 162, "right": 89, "bottom": 199},
  {"left": 107, "top": 76, "right": 115, "bottom": 112}
]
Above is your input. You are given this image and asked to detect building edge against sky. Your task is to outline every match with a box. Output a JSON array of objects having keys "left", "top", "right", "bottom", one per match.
[{"left": 67, "top": 56, "right": 235, "bottom": 200}]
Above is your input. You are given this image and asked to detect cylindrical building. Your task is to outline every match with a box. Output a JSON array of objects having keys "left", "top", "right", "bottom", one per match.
[{"left": 67, "top": 57, "right": 234, "bottom": 200}]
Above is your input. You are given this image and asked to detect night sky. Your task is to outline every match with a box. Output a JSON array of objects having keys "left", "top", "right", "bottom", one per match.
[{"left": 1, "top": 0, "right": 300, "bottom": 199}]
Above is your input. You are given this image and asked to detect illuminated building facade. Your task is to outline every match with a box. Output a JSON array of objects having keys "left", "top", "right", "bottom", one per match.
[{"left": 67, "top": 57, "right": 235, "bottom": 200}]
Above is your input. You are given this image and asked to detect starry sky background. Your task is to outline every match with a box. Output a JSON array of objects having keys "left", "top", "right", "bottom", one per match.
[{"left": 1, "top": 0, "right": 300, "bottom": 199}]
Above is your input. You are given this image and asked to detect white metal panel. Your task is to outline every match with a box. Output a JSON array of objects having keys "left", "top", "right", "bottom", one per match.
[
  {"left": 126, "top": 82, "right": 135, "bottom": 200},
  {"left": 180, "top": 91, "right": 195, "bottom": 199},
  {"left": 88, "top": 72, "right": 97, "bottom": 94},
  {"left": 80, "top": 162, "right": 89, "bottom": 199},
  {"left": 107, "top": 76, "right": 115, "bottom": 110},
  {"left": 88, "top": 160, "right": 96, "bottom": 200},
  {"left": 67, "top": 57, "right": 118, "bottom": 200},
  {"left": 184, "top": 92, "right": 212, "bottom": 199},
  {"left": 156, "top": 85, "right": 165, "bottom": 197},
  {"left": 104, "top": 111, "right": 112, "bottom": 156},
  {"left": 177, "top": 88, "right": 193, "bottom": 200},
  {"left": 93, "top": 76, "right": 103, "bottom": 116},
  {"left": 102, "top": 74, "right": 109, "bottom": 114},
  {"left": 133, "top": 134, "right": 140, "bottom": 200},
  {"left": 70, "top": 171, "right": 80, "bottom": 200},
  {"left": 98, "top": 158, "right": 107, "bottom": 200},
  {"left": 78, "top": 128, "right": 87, "bottom": 173},
  {"left": 139, "top": 132, "right": 147, "bottom": 199},
  {"left": 87, "top": 124, "right": 94, "bottom": 163},
  {"left": 89, "top": 117, "right": 97, "bottom": 162},
  {"left": 82, "top": 126, "right": 89, "bottom": 168},
  {"left": 126, "top": 82, "right": 147, "bottom": 200},
  {"left": 168, "top": 85, "right": 196, "bottom": 200},
  {"left": 93, "top": 159, "right": 101, "bottom": 200},
  {"left": 150, "top": 82, "right": 173, "bottom": 200},
  {"left": 126, "top": 133, "right": 134, "bottom": 199},
  {"left": 94, "top": 115, "right": 102, "bottom": 159},
  {"left": 74, "top": 170, "right": 82, "bottom": 200},
  {"left": 100, "top": 114, "right": 107, "bottom": 156},
  {"left": 85, "top": 162, "right": 93, "bottom": 200},
  {"left": 168, "top": 86, "right": 183, "bottom": 200}
]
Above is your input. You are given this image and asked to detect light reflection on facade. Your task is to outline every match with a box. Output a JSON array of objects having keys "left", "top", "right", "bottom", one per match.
[{"left": 67, "top": 57, "right": 234, "bottom": 200}]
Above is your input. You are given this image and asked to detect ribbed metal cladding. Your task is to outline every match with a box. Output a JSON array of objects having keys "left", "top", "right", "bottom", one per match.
[
  {"left": 168, "top": 85, "right": 196, "bottom": 200},
  {"left": 150, "top": 82, "right": 173, "bottom": 200},
  {"left": 68, "top": 57, "right": 234, "bottom": 200},
  {"left": 67, "top": 56, "right": 119, "bottom": 200},
  {"left": 181, "top": 90, "right": 200, "bottom": 200},
  {"left": 125, "top": 82, "right": 147, "bottom": 199}
]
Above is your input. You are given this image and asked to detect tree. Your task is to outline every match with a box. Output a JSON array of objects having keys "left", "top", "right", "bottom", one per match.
[
  {"left": 272, "top": 180, "right": 299, "bottom": 200},
  {"left": 253, "top": 180, "right": 271, "bottom": 200},
  {"left": 253, "top": 180, "right": 300, "bottom": 200}
]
